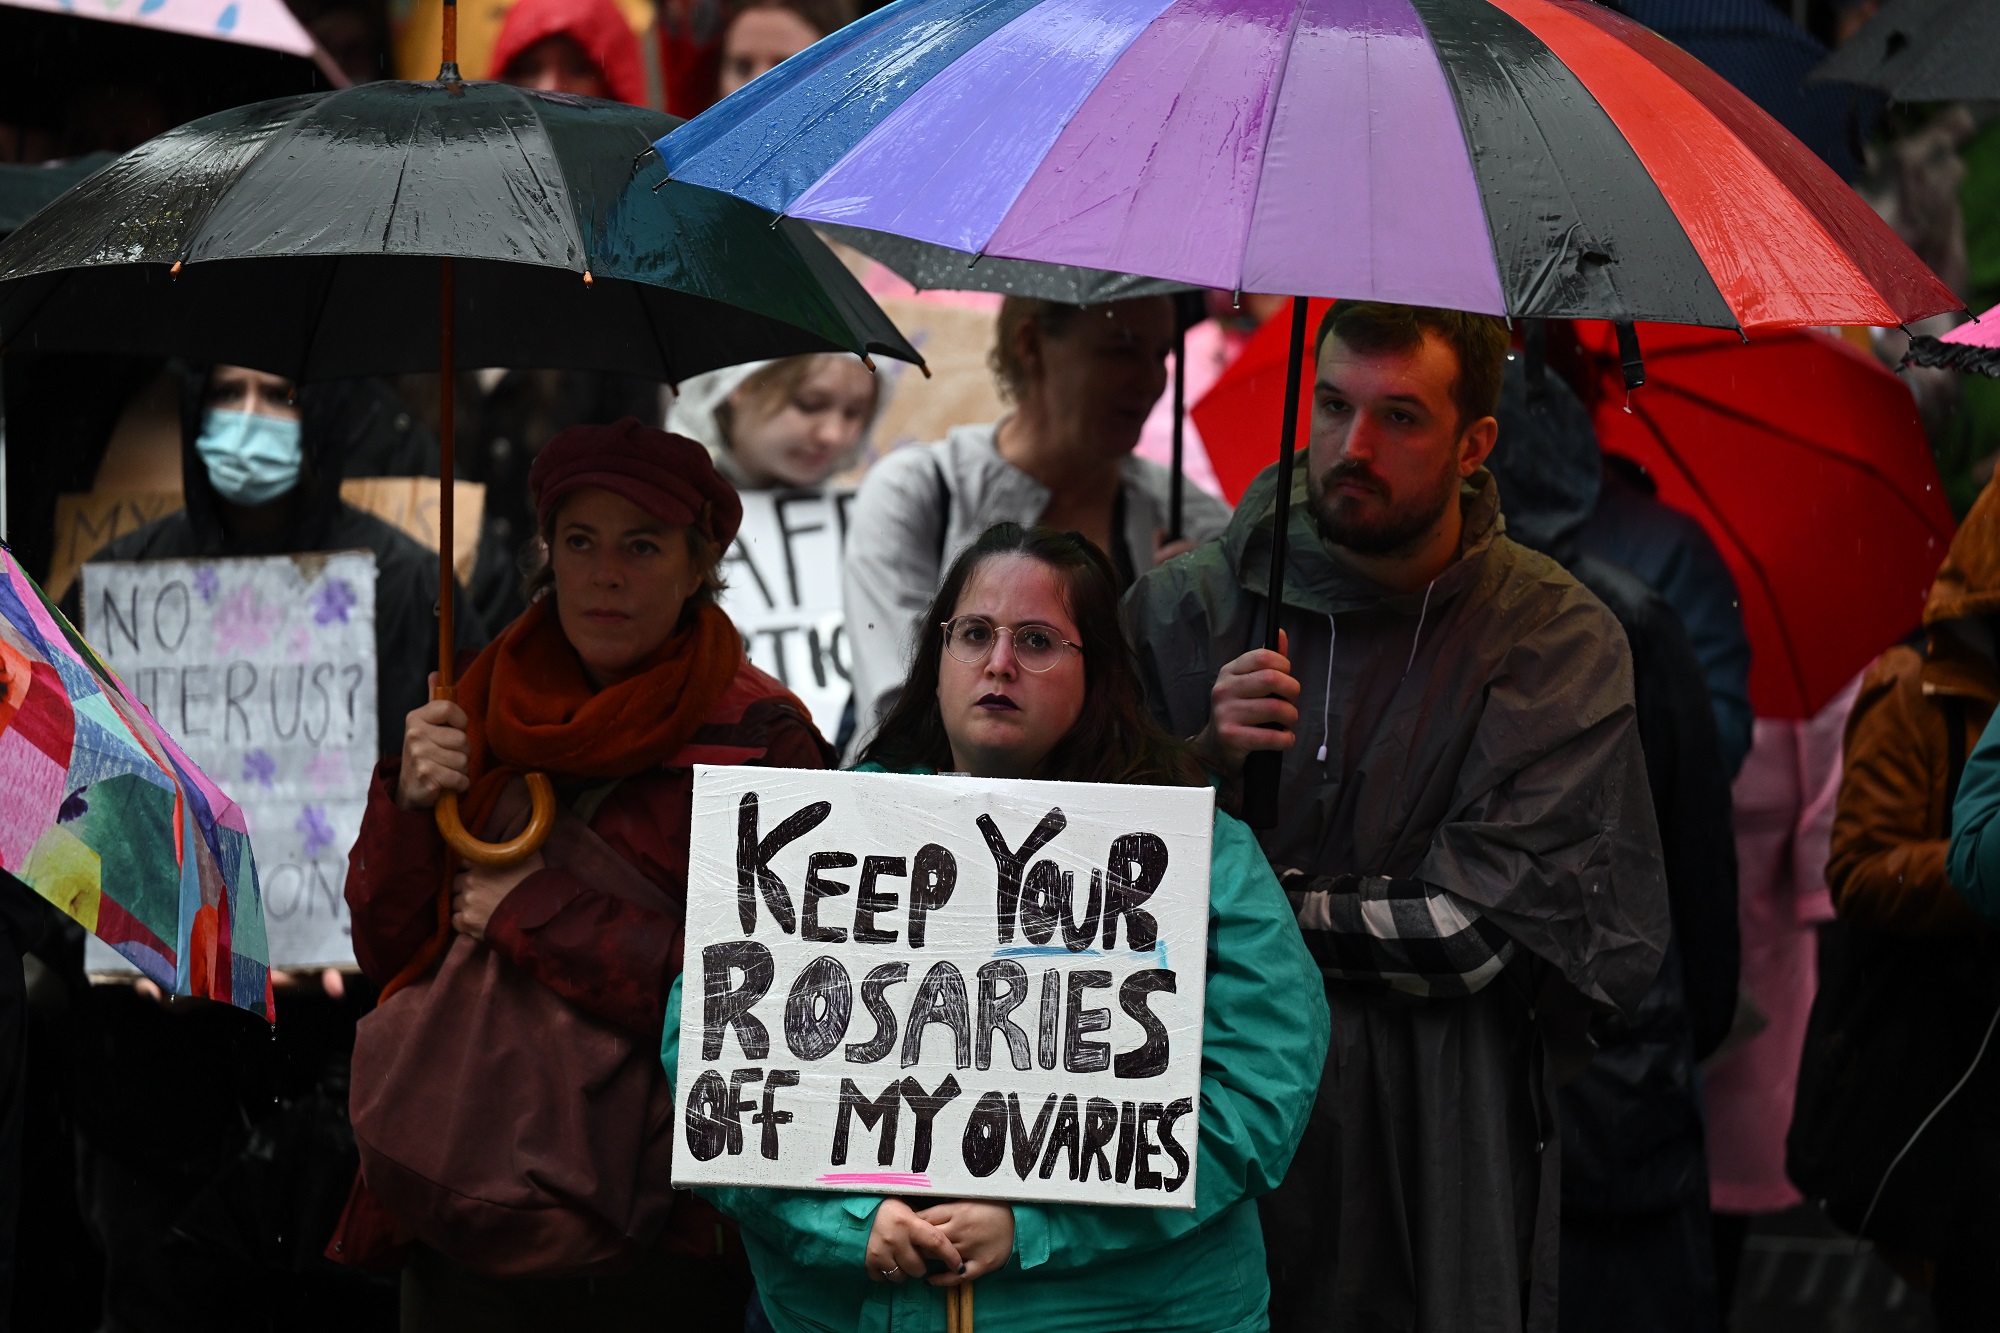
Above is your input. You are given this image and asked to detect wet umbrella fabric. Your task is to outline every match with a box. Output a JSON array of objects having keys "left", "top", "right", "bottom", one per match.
[
  {"left": 0, "top": 546, "right": 270, "bottom": 1018},
  {"left": 1808, "top": 0, "right": 2000, "bottom": 104},
  {"left": 658, "top": 0, "right": 1955, "bottom": 333},
  {"left": 1575, "top": 321, "right": 1951, "bottom": 720},
  {"left": 0, "top": 80, "right": 921, "bottom": 382},
  {"left": 1907, "top": 305, "right": 2000, "bottom": 378}
]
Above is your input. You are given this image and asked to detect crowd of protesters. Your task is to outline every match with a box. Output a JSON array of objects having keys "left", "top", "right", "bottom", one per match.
[{"left": 4, "top": 1, "right": 2000, "bottom": 1333}]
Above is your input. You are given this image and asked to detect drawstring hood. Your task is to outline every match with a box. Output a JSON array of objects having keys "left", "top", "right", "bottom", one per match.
[
  {"left": 1315, "top": 575, "right": 1438, "bottom": 764},
  {"left": 1317, "top": 612, "right": 1336, "bottom": 762}
]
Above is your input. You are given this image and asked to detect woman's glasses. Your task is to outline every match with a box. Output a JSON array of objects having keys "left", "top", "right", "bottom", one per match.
[{"left": 940, "top": 616, "right": 1080, "bottom": 673}]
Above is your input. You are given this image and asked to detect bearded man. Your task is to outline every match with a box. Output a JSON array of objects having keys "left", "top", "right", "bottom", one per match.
[{"left": 1125, "top": 301, "right": 1668, "bottom": 1333}]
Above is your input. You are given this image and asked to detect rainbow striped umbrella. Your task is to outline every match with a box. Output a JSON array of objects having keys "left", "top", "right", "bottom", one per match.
[
  {"left": 0, "top": 546, "right": 269, "bottom": 1018},
  {"left": 656, "top": 0, "right": 1956, "bottom": 332}
]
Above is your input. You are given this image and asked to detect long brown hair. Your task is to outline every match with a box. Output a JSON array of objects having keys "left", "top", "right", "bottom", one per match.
[{"left": 860, "top": 524, "right": 1207, "bottom": 789}]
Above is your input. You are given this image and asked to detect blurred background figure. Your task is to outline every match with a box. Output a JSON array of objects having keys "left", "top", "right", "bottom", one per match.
[
  {"left": 1488, "top": 357, "right": 1739, "bottom": 1333},
  {"left": 713, "top": 0, "right": 849, "bottom": 99},
  {"left": 667, "top": 354, "right": 880, "bottom": 490},
  {"left": 658, "top": 0, "right": 853, "bottom": 116},
  {"left": 490, "top": 0, "right": 647, "bottom": 102}
]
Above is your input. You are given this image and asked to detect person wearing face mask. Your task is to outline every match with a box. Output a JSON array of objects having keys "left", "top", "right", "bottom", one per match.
[
  {"left": 668, "top": 353, "right": 880, "bottom": 491},
  {"left": 661, "top": 523, "right": 1327, "bottom": 1333},
  {"left": 841, "top": 296, "right": 1232, "bottom": 760},
  {"left": 67, "top": 370, "right": 488, "bottom": 1330},
  {"left": 92, "top": 364, "right": 487, "bottom": 759}
]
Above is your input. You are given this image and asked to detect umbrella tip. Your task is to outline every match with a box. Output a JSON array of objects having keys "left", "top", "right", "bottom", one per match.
[
  {"left": 920, "top": 362, "right": 933, "bottom": 380},
  {"left": 861, "top": 353, "right": 878, "bottom": 373},
  {"left": 583, "top": 269, "right": 594, "bottom": 286},
  {"left": 170, "top": 260, "right": 182, "bottom": 276}
]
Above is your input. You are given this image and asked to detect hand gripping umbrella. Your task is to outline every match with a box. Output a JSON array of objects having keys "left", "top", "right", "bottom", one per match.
[
  {"left": 0, "top": 0, "right": 921, "bottom": 937},
  {"left": 658, "top": 0, "right": 1956, "bottom": 825}
]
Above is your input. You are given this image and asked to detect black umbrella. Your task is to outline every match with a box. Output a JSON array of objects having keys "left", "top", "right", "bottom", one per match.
[
  {"left": 1808, "top": 0, "right": 2000, "bottom": 102},
  {"left": 0, "top": 9, "right": 920, "bottom": 868}
]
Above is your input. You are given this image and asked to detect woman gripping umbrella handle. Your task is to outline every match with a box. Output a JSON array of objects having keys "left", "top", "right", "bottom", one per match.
[{"left": 400, "top": 676, "right": 558, "bottom": 866}]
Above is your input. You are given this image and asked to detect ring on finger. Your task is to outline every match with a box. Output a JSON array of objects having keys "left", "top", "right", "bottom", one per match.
[{"left": 879, "top": 1265, "right": 899, "bottom": 1278}]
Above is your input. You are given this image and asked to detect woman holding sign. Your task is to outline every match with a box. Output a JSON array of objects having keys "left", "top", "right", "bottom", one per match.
[
  {"left": 338, "top": 420, "right": 834, "bottom": 1330},
  {"left": 662, "top": 524, "right": 1328, "bottom": 1332}
]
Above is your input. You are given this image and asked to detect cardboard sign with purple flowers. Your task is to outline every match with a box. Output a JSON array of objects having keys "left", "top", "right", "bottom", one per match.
[{"left": 81, "top": 552, "right": 378, "bottom": 970}]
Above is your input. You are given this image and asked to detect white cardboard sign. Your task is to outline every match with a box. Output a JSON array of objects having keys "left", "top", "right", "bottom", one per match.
[
  {"left": 674, "top": 766, "right": 1215, "bottom": 1209},
  {"left": 82, "top": 552, "right": 378, "bottom": 970},
  {"left": 716, "top": 488, "right": 854, "bottom": 734}
]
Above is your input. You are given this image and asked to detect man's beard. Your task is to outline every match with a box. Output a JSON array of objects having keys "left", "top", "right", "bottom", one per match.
[{"left": 1308, "top": 457, "right": 1459, "bottom": 557}]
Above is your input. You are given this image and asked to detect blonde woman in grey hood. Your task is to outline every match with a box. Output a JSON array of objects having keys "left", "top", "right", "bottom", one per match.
[{"left": 668, "top": 354, "right": 879, "bottom": 491}]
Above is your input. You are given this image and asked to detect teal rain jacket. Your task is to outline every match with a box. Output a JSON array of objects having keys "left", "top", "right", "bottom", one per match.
[
  {"left": 1949, "top": 709, "right": 2000, "bottom": 920},
  {"left": 660, "top": 794, "right": 1328, "bottom": 1333}
]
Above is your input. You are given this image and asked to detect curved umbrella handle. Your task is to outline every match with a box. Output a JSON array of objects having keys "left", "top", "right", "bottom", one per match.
[{"left": 434, "top": 773, "right": 557, "bottom": 866}]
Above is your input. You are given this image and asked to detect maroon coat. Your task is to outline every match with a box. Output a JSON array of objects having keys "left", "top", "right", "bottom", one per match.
[{"left": 334, "top": 658, "right": 834, "bottom": 1266}]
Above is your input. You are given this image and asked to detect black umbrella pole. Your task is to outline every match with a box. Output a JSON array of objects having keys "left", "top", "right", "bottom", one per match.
[
  {"left": 438, "top": 257, "right": 457, "bottom": 692},
  {"left": 1168, "top": 323, "right": 1186, "bottom": 542},
  {"left": 1242, "top": 296, "right": 1308, "bottom": 830}
]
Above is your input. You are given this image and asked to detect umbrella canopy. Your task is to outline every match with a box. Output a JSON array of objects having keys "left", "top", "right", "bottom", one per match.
[
  {"left": 1907, "top": 305, "right": 2000, "bottom": 377},
  {"left": 0, "top": 546, "right": 270, "bottom": 1018},
  {"left": 1605, "top": 0, "right": 1871, "bottom": 181},
  {"left": 814, "top": 222, "right": 1193, "bottom": 304},
  {"left": 1576, "top": 320, "right": 1953, "bottom": 718},
  {"left": 0, "top": 154, "right": 113, "bottom": 236},
  {"left": 658, "top": 0, "right": 1955, "bottom": 332},
  {"left": 0, "top": 80, "right": 921, "bottom": 382},
  {"left": 1808, "top": 0, "right": 2000, "bottom": 103}
]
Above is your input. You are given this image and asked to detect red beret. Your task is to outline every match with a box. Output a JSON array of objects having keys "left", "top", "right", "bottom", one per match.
[{"left": 530, "top": 418, "right": 743, "bottom": 549}]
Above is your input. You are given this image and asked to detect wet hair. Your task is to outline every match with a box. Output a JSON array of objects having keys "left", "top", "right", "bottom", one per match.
[
  {"left": 1316, "top": 300, "right": 1510, "bottom": 430},
  {"left": 861, "top": 524, "right": 1208, "bottom": 788},
  {"left": 520, "top": 492, "right": 727, "bottom": 609}
]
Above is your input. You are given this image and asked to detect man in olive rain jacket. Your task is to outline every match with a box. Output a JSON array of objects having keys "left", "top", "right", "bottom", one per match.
[{"left": 1124, "top": 302, "right": 1668, "bottom": 1333}]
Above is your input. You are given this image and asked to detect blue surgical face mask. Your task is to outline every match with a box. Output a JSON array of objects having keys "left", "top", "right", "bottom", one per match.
[{"left": 195, "top": 410, "right": 303, "bottom": 507}]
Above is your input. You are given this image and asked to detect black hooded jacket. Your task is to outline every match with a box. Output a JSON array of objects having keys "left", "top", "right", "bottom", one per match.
[
  {"left": 1490, "top": 359, "right": 1740, "bottom": 1215},
  {"left": 88, "top": 370, "right": 486, "bottom": 759}
]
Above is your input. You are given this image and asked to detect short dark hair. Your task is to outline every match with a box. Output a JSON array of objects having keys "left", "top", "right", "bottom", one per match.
[
  {"left": 861, "top": 524, "right": 1208, "bottom": 789},
  {"left": 1316, "top": 300, "right": 1509, "bottom": 430}
]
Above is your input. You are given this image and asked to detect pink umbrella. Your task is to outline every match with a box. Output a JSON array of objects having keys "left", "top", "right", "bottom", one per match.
[
  {"left": 0, "top": 0, "right": 346, "bottom": 82},
  {"left": 1906, "top": 304, "right": 2000, "bottom": 377}
]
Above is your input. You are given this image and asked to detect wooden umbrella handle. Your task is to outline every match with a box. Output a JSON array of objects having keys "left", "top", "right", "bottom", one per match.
[{"left": 434, "top": 773, "right": 557, "bottom": 866}]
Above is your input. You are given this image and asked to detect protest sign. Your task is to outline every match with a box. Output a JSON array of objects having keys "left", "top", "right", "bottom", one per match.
[
  {"left": 81, "top": 552, "right": 378, "bottom": 970},
  {"left": 673, "top": 767, "right": 1214, "bottom": 1209},
  {"left": 716, "top": 488, "right": 853, "bottom": 732}
]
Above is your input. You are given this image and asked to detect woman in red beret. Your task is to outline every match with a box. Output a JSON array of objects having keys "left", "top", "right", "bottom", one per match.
[{"left": 336, "top": 419, "right": 833, "bottom": 1329}]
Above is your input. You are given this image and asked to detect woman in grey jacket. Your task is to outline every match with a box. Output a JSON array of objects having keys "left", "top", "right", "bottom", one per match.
[{"left": 842, "top": 295, "right": 1231, "bottom": 757}]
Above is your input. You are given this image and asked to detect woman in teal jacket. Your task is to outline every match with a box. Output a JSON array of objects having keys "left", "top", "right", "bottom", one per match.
[{"left": 662, "top": 523, "right": 1328, "bottom": 1333}]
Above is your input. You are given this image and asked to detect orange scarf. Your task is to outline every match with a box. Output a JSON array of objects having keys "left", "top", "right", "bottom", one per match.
[
  {"left": 454, "top": 597, "right": 744, "bottom": 835},
  {"left": 380, "top": 600, "right": 743, "bottom": 1002}
]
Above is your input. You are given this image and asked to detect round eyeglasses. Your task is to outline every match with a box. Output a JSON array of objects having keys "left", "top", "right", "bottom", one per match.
[{"left": 940, "top": 616, "right": 1081, "bottom": 673}]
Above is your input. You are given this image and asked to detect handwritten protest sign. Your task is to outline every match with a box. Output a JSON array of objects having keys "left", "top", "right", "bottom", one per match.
[
  {"left": 717, "top": 489, "right": 853, "bottom": 731},
  {"left": 673, "top": 767, "right": 1214, "bottom": 1209},
  {"left": 81, "top": 552, "right": 378, "bottom": 970}
]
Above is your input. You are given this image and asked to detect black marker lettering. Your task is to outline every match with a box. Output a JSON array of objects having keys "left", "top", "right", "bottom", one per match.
[
  {"left": 974, "top": 960, "right": 1032, "bottom": 1071},
  {"left": 978, "top": 807, "right": 1067, "bottom": 944},
  {"left": 1102, "top": 833, "right": 1167, "bottom": 949},
  {"left": 701, "top": 941, "right": 773, "bottom": 1060},
  {"left": 784, "top": 956, "right": 852, "bottom": 1060},
  {"left": 735, "top": 792, "right": 830, "bottom": 934},
  {"left": 802, "top": 851, "right": 856, "bottom": 943},
  {"left": 1063, "top": 970, "right": 1112, "bottom": 1074},
  {"left": 854, "top": 856, "right": 905, "bottom": 944},
  {"left": 900, "top": 962, "right": 970, "bottom": 1069},
  {"left": 845, "top": 963, "right": 907, "bottom": 1063},
  {"left": 1115, "top": 970, "right": 1177, "bottom": 1078}
]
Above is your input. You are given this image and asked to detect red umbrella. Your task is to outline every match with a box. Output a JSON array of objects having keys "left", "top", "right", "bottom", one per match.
[
  {"left": 1193, "top": 311, "right": 1953, "bottom": 720},
  {"left": 1568, "top": 320, "right": 1951, "bottom": 718}
]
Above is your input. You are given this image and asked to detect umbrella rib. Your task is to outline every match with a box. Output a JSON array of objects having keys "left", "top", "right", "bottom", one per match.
[
  {"left": 1623, "top": 397, "right": 1814, "bottom": 713},
  {"left": 629, "top": 274, "right": 676, "bottom": 384},
  {"left": 294, "top": 253, "right": 344, "bottom": 383},
  {"left": 1645, "top": 379, "right": 1952, "bottom": 540}
]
